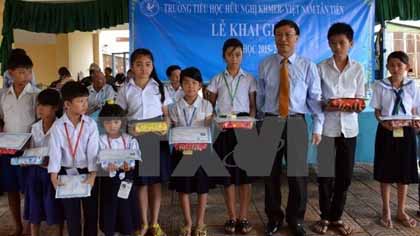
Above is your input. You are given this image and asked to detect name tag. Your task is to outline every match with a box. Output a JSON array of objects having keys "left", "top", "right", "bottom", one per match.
[
  {"left": 117, "top": 181, "right": 133, "bottom": 199},
  {"left": 393, "top": 128, "right": 404, "bottom": 138},
  {"left": 66, "top": 168, "right": 79, "bottom": 176}
]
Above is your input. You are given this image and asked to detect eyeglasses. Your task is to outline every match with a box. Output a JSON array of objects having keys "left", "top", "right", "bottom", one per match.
[{"left": 275, "top": 33, "right": 296, "bottom": 39}]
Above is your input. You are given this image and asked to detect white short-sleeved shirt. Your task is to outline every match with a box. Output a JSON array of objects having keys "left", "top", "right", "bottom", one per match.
[
  {"left": 31, "top": 119, "right": 54, "bottom": 148},
  {"left": 207, "top": 69, "right": 256, "bottom": 115},
  {"left": 370, "top": 77, "right": 420, "bottom": 116},
  {"left": 48, "top": 113, "right": 99, "bottom": 173},
  {"left": 0, "top": 83, "right": 39, "bottom": 133},
  {"left": 116, "top": 79, "right": 165, "bottom": 120},
  {"left": 87, "top": 84, "right": 116, "bottom": 113},
  {"left": 318, "top": 57, "right": 365, "bottom": 138},
  {"left": 169, "top": 96, "right": 213, "bottom": 127},
  {"left": 163, "top": 83, "right": 184, "bottom": 106}
]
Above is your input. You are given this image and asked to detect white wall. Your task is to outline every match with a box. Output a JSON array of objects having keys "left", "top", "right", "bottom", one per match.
[{"left": 68, "top": 31, "right": 93, "bottom": 80}]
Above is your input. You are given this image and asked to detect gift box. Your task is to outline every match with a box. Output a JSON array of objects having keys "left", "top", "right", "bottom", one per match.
[
  {"left": 134, "top": 121, "right": 168, "bottom": 135},
  {"left": 379, "top": 115, "right": 420, "bottom": 128},
  {"left": 173, "top": 143, "right": 208, "bottom": 152},
  {"left": 325, "top": 98, "right": 366, "bottom": 112},
  {"left": 215, "top": 116, "right": 256, "bottom": 129}
]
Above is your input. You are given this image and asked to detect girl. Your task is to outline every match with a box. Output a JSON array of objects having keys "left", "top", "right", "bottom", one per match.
[
  {"left": 116, "top": 48, "right": 169, "bottom": 236},
  {"left": 371, "top": 51, "right": 420, "bottom": 229},
  {"left": 98, "top": 103, "right": 140, "bottom": 236},
  {"left": 207, "top": 38, "right": 257, "bottom": 234},
  {"left": 24, "top": 89, "right": 64, "bottom": 236},
  {"left": 169, "top": 67, "right": 214, "bottom": 236}
]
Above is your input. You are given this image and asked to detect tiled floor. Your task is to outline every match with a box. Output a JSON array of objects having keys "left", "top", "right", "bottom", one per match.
[{"left": 0, "top": 165, "right": 419, "bottom": 235}]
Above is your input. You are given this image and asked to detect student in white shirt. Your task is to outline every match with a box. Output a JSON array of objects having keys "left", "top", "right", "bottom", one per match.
[
  {"left": 116, "top": 48, "right": 168, "bottom": 236},
  {"left": 0, "top": 53, "right": 38, "bottom": 236},
  {"left": 164, "top": 65, "right": 183, "bottom": 104},
  {"left": 370, "top": 51, "right": 420, "bottom": 229},
  {"left": 48, "top": 81, "right": 99, "bottom": 236},
  {"left": 97, "top": 103, "right": 141, "bottom": 236},
  {"left": 207, "top": 38, "right": 256, "bottom": 234},
  {"left": 169, "top": 67, "right": 214, "bottom": 236},
  {"left": 314, "top": 23, "right": 365, "bottom": 236},
  {"left": 87, "top": 70, "right": 116, "bottom": 114},
  {"left": 24, "top": 89, "right": 64, "bottom": 236}
]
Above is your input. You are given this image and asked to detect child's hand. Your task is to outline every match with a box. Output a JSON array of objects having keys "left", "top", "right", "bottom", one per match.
[
  {"left": 411, "top": 120, "right": 420, "bottom": 128},
  {"left": 381, "top": 121, "right": 393, "bottom": 131},
  {"left": 83, "top": 172, "right": 96, "bottom": 186},
  {"left": 41, "top": 156, "right": 49, "bottom": 168},
  {"left": 122, "top": 161, "right": 131, "bottom": 172},
  {"left": 107, "top": 163, "right": 118, "bottom": 173},
  {"left": 50, "top": 173, "right": 63, "bottom": 189}
]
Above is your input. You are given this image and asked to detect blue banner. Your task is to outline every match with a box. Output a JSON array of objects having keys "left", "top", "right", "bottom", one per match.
[{"left": 130, "top": 0, "right": 375, "bottom": 83}]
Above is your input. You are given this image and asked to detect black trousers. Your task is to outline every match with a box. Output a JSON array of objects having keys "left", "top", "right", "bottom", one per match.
[
  {"left": 60, "top": 168, "right": 99, "bottom": 236},
  {"left": 264, "top": 116, "right": 308, "bottom": 226},
  {"left": 317, "top": 135, "right": 356, "bottom": 221}
]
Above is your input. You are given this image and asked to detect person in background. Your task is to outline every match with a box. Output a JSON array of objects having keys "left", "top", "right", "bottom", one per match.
[
  {"left": 49, "top": 67, "right": 72, "bottom": 91},
  {"left": 87, "top": 70, "right": 116, "bottom": 114},
  {"left": 104, "top": 67, "right": 115, "bottom": 85},
  {"left": 3, "top": 48, "right": 37, "bottom": 88},
  {"left": 80, "top": 63, "right": 101, "bottom": 88}
]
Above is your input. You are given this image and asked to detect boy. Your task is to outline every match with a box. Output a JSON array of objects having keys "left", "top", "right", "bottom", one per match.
[
  {"left": 48, "top": 81, "right": 99, "bottom": 236},
  {"left": 0, "top": 53, "right": 39, "bottom": 236},
  {"left": 314, "top": 22, "right": 365, "bottom": 236}
]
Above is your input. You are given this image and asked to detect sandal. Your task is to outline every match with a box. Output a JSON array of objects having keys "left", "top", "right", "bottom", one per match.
[
  {"left": 194, "top": 225, "right": 208, "bottom": 236},
  {"left": 134, "top": 224, "right": 149, "bottom": 236},
  {"left": 396, "top": 216, "right": 417, "bottom": 228},
  {"left": 150, "top": 224, "right": 167, "bottom": 236},
  {"left": 312, "top": 220, "right": 329, "bottom": 234},
  {"left": 224, "top": 219, "right": 236, "bottom": 234},
  {"left": 379, "top": 217, "right": 393, "bottom": 229},
  {"left": 237, "top": 219, "right": 253, "bottom": 234},
  {"left": 179, "top": 226, "right": 192, "bottom": 236},
  {"left": 331, "top": 220, "right": 352, "bottom": 236}
]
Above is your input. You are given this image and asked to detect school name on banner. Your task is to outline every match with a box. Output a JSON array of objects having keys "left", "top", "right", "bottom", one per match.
[{"left": 130, "top": 0, "right": 375, "bottom": 82}]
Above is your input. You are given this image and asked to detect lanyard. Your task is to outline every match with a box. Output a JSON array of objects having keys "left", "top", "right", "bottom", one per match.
[
  {"left": 107, "top": 135, "right": 127, "bottom": 149},
  {"left": 64, "top": 120, "right": 85, "bottom": 160},
  {"left": 183, "top": 107, "right": 197, "bottom": 127},
  {"left": 222, "top": 73, "right": 241, "bottom": 106}
]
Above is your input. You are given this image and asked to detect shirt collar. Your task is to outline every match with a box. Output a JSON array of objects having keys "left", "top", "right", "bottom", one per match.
[
  {"left": 380, "top": 76, "right": 412, "bottom": 89},
  {"left": 223, "top": 68, "right": 246, "bottom": 79},
  {"left": 181, "top": 96, "right": 202, "bottom": 109},
  {"left": 7, "top": 82, "right": 34, "bottom": 96},
  {"left": 34, "top": 118, "right": 55, "bottom": 136},
  {"left": 277, "top": 53, "right": 297, "bottom": 64},
  {"left": 128, "top": 78, "right": 158, "bottom": 89},
  {"left": 327, "top": 56, "right": 355, "bottom": 70},
  {"left": 62, "top": 112, "right": 91, "bottom": 128}
]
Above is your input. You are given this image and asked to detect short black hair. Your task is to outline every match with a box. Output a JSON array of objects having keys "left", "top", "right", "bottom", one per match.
[
  {"left": 180, "top": 67, "right": 203, "bottom": 84},
  {"left": 58, "top": 67, "right": 71, "bottom": 78},
  {"left": 222, "top": 38, "right": 243, "bottom": 59},
  {"left": 387, "top": 51, "right": 410, "bottom": 65},
  {"left": 114, "top": 73, "right": 126, "bottom": 83},
  {"left": 7, "top": 53, "right": 33, "bottom": 70},
  {"left": 327, "top": 22, "right": 354, "bottom": 41},
  {"left": 37, "top": 89, "right": 63, "bottom": 117},
  {"left": 10, "top": 48, "right": 27, "bottom": 57},
  {"left": 105, "top": 67, "right": 112, "bottom": 73},
  {"left": 61, "top": 81, "right": 89, "bottom": 102},
  {"left": 99, "top": 103, "right": 126, "bottom": 118},
  {"left": 274, "top": 19, "right": 300, "bottom": 36},
  {"left": 166, "top": 65, "right": 181, "bottom": 77},
  {"left": 37, "top": 89, "right": 61, "bottom": 107}
]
